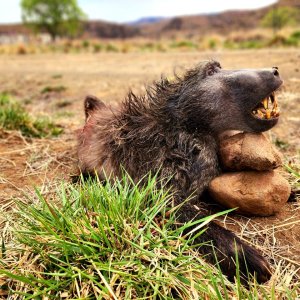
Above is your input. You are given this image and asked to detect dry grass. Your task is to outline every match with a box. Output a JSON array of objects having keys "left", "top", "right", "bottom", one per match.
[
  {"left": 0, "top": 49, "right": 299, "bottom": 298},
  {"left": 0, "top": 117, "right": 299, "bottom": 299},
  {"left": 0, "top": 174, "right": 299, "bottom": 299},
  {"left": 0, "top": 26, "right": 300, "bottom": 55}
]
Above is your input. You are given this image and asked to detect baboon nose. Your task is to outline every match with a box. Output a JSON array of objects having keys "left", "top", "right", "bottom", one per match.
[{"left": 272, "top": 67, "right": 279, "bottom": 77}]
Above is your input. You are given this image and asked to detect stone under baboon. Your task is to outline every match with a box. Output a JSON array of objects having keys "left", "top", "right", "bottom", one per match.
[{"left": 77, "top": 60, "right": 283, "bottom": 283}]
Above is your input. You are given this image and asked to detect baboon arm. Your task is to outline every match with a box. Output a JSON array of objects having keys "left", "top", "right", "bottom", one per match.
[{"left": 175, "top": 201, "right": 271, "bottom": 283}]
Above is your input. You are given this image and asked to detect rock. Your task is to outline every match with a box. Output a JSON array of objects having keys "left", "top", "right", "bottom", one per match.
[
  {"left": 208, "top": 170, "right": 291, "bottom": 216},
  {"left": 219, "top": 133, "right": 282, "bottom": 171}
]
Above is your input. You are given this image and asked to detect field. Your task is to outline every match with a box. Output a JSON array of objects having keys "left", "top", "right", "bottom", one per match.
[{"left": 0, "top": 49, "right": 299, "bottom": 298}]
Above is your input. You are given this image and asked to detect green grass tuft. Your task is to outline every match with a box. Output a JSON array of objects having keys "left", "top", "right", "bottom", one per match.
[
  {"left": 1, "top": 174, "right": 299, "bottom": 299},
  {"left": 55, "top": 99, "right": 72, "bottom": 108},
  {"left": 170, "top": 40, "right": 198, "bottom": 49},
  {"left": 0, "top": 93, "right": 63, "bottom": 138},
  {"left": 284, "top": 162, "right": 300, "bottom": 190},
  {"left": 41, "top": 85, "right": 67, "bottom": 94}
]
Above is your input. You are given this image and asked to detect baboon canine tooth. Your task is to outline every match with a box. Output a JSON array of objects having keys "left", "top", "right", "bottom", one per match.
[{"left": 263, "top": 98, "right": 268, "bottom": 109}]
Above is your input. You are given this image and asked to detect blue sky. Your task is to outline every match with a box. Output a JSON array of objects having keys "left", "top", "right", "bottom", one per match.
[{"left": 1, "top": 0, "right": 277, "bottom": 24}]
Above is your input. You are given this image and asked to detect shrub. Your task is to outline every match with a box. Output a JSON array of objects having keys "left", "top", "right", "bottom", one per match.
[
  {"left": 140, "top": 42, "right": 156, "bottom": 52},
  {"left": 82, "top": 39, "right": 90, "bottom": 48},
  {"left": 208, "top": 39, "right": 217, "bottom": 49},
  {"left": 261, "top": 6, "right": 299, "bottom": 34},
  {"left": 286, "top": 31, "right": 300, "bottom": 46},
  {"left": 239, "top": 40, "right": 264, "bottom": 49},
  {"left": 41, "top": 85, "right": 67, "bottom": 94},
  {"left": 93, "top": 43, "right": 103, "bottom": 53},
  {"left": 290, "top": 30, "right": 300, "bottom": 40},
  {"left": 16, "top": 44, "right": 27, "bottom": 55},
  {"left": 105, "top": 44, "right": 119, "bottom": 52},
  {"left": 266, "top": 35, "right": 287, "bottom": 46}
]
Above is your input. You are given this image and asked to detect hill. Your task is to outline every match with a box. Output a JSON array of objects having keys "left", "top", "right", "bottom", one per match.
[
  {"left": 0, "top": 0, "right": 299, "bottom": 40},
  {"left": 137, "top": 0, "right": 300, "bottom": 38}
]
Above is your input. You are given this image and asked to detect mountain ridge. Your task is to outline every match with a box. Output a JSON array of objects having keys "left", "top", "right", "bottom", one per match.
[{"left": 0, "top": 0, "right": 299, "bottom": 39}]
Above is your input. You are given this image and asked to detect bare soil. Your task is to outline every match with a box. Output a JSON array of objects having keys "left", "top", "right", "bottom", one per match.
[{"left": 0, "top": 49, "right": 299, "bottom": 282}]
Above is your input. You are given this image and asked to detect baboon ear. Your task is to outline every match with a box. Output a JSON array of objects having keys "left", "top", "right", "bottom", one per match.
[{"left": 84, "top": 95, "right": 105, "bottom": 119}]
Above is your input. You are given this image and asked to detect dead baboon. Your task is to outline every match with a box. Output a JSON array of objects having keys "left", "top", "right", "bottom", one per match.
[{"left": 77, "top": 61, "right": 283, "bottom": 283}]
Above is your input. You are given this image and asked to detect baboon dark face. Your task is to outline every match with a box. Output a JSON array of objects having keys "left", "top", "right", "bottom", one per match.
[{"left": 176, "top": 61, "right": 283, "bottom": 134}]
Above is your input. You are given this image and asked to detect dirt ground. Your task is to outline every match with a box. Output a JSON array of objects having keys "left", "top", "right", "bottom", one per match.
[{"left": 0, "top": 49, "right": 299, "bottom": 283}]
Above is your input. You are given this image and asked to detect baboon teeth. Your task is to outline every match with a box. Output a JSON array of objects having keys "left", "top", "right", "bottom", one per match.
[
  {"left": 263, "top": 98, "right": 268, "bottom": 109},
  {"left": 252, "top": 91, "right": 280, "bottom": 119}
]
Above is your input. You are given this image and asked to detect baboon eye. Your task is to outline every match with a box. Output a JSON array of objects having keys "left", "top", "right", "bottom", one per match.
[
  {"left": 207, "top": 68, "right": 216, "bottom": 76},
  {"left": 206, "top": 63, "right": 221, "bottom": 76},
  {"left": 206, "top": 67, "right": 218, "bottom": 76},
  {"left": 205, "top": 61, "right": 222, "bottom": 76}
]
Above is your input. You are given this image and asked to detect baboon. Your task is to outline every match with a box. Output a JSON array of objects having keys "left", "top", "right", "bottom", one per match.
[{"left": 77, "top": 60, "right": 282, "bottom": 283}]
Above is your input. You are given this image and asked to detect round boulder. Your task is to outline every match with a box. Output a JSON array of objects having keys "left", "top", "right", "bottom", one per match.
[
  {"left": 219, "top": 133, "right": 282, "bottom": 171},
  {"left": 208, "top": 170, "right": 291, "bottom": 216}
]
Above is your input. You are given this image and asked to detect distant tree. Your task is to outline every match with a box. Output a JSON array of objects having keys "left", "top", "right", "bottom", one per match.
[
  {"left": 21, "top": 0, "right": 86, "bottom": 41},
  {"left": 261, "top": 6, "right": 299, "bottom": 34}
]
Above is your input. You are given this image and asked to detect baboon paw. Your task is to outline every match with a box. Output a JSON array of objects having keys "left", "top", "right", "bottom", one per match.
[
  {"left": 239, "top": 244, "right": 271, "bottom": 284},
  {"left": 222, "top": 242, "right": 272, "bottom": 284}
]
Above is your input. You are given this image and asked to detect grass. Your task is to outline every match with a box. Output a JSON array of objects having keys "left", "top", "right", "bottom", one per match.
[
  {"left": 274, "top": 138, "right": 290, "bottom": 150},
  {"left": 41, "top": 85, "right": 67, "bottom": 94},
  {"left": 0, "top": 93, "right": 63, "bottom": 138},
  {"left": 169, "top": 40, "right": 198, "bottom": 50},
  {"left": 55, "top": 99, "right": 72, "bottom": 108},
  {"left": 284, "top": 162, "right": 300, "bottom": 190},
  {"left": 0, "top": 174, "right": 299, "bottom": 299}
]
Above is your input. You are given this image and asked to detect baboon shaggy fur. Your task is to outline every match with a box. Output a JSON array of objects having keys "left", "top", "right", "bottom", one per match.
[{"left": 77, "top": 60, "right": 283, "bottom": 283}]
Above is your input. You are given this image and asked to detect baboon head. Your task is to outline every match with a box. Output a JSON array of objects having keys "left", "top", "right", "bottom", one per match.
[{"left": 171, "top": 60, "right": 283, "bottom": 134}]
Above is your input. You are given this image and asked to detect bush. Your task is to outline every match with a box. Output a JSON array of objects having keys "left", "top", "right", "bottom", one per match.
[
  {"left": 266, "top": 35, "right": 299, "bottom": 47},
  {"left": 16, "top": 44, "right": 27, "bottom": 55},
  {"left": 261, "top": 6, "right": 299, "bottom": 33},
  {"left": 290, "top": 30, "right": 300, "bottom": 40},
  {"left": 239, "top": 40, "right": 264, "bottom": 49},
  {"left": 105, "top": 44, "right": 119, "bottom": 52},
  {"left": 82, "top": 39, "right": 90, "bottom": 48},
  {"left": 286, "top": 31, "right": 300, "bottom": 46},
  {"left": 93, "top": 43, "right": 103, "bottom": 53},
  {"left": 140, "top": 42, "right": 156, "bottom": 52},
  {"left": 208, "top": 39, "right": 217, "bottom": 49}
]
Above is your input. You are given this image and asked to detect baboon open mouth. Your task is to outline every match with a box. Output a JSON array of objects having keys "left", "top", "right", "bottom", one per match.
[{"left": 252, "top": 91, "right": 280, "bottom": 120}]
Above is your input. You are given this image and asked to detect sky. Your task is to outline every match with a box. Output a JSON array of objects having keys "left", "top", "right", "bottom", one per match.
[{"left": 0, "top": 0, "right": 277, "bottom": 24}]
